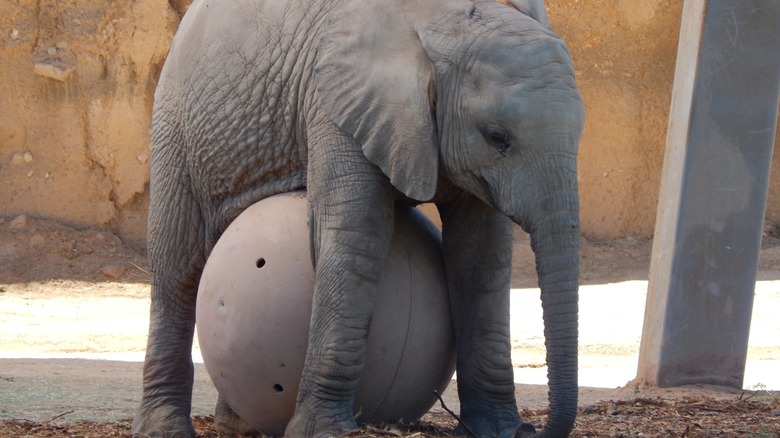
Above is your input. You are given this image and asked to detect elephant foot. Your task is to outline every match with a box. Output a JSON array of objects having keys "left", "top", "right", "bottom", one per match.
[
  {"left": 131, "top": 431, "right": 193, "bottom": 438},
  {"left": 455, "top": 419, "right": 527, "bottom": 438},
  {"left": 514, "top": 422, "right": 539, "bottom": 437},
  {"left": 214, "top": 394, "right": 259, "bottom": 437},
  {"left": 132, "top": 400, "right": 195, "bottom": 438},
  {"left": 284, "top": 406, "right": 358, "bottom": 438},
  {"left": 455, "top": 404, "right": 525, "bottom": 438}
]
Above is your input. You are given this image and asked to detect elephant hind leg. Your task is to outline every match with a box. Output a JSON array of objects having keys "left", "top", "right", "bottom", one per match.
[
  {"left": 132, "top": 171, "right": 207, "bottom": 438},
  {"left": 215, "top": 394, "right": 258, "bottom": 436}
]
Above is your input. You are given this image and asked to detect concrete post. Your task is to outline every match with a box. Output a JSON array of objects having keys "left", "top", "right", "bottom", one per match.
[{"left": 636, "top": 0, "right": 780, "bottom": 388}]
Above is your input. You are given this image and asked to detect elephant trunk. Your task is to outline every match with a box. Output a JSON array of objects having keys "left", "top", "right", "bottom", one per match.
[
  {"left": 535, "top": 214, "right": 579, "bottom": 436},
  {"left": 521, "top": 189, "right": 580, "bottom": 437}
]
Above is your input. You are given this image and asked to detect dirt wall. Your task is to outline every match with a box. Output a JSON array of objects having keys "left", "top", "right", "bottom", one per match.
[
  {"left": 0, "top": 0, "right": 184, "bottom": 249},
  {"left": 551, "top": 0, "right": 681, "bottom": 239},
  {"left": 1, "top": 0, "right": 778, "bottom": 248}
]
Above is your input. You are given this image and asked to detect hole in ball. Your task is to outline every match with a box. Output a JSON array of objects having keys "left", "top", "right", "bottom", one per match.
[
  {"left": 256, "top": 258, "right": 266, "bottom": 268},
  {"left": 273, "top": 384, "right": 284, "bottom": 393}
]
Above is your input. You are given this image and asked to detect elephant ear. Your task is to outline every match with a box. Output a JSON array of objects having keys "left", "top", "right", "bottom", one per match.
[
  {"left": 498, "top": 0, "right": 550, "bottom": 28},
  {"left": 315, "top": 0, "right": 439, "bottom": 202}
]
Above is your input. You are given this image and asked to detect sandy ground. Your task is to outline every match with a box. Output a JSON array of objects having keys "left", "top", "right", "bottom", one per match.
[
  {"left": 1, "top": 215, "right": 779, "bottom": 426},
  {"left": 1, "top": 279, "right": 779, "bottom": 424}
]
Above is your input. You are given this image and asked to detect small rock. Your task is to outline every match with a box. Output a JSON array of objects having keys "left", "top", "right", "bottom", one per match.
[
  {"left": 9, "top": 214, "right": 28, "bottom": 229},
  {"left": 56, "top": 41, "right": 68, "bottom": 50},
  {"left": 80, "top": 245, "right": 93, "bottom": 255},
  {"left": 23, "top": 151, "right": 33, "bottom": 163},
  {"left": 47, "top": 46, "right": 57, "bottom": 56},
  {"left": 0, "top": 243, "right": 17, "bottom": 258},
  {"left": 59, "top": 239, "right": 80, "bottom": 259},
  {"left": 101, "top": 264, "right": 127, "bottom": 279},
  {"left": 137, "top": 153, "right": 149, "bottom": 163},
  {"left": 58, "top": 240, "right": 75, "bottom": 252},
  {"left": 34, "top": 61, "right": 75, "bottom": 82},
  {"left": 9, "top": 28, "right": 19, "bottom": 40},
  {"left": 26, "top": 170, "right": 33, "bottom": 177},
  {"left": 10, "top": 153, "right": 25, "bottom": 166},
  {"left": 29, "top": 234, "right": 45, "bottom": 246}
]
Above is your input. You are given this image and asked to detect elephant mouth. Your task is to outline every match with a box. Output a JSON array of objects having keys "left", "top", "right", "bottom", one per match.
[
  {"left": 475, "top": 176, "right": 496, "bottom": 209},
  {"left": 473, "top": 174, "right": 536, "bottom": 232}
]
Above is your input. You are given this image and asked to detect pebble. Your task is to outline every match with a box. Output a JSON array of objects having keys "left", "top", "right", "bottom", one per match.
[
  {"left": 47, "top": 46, "right": 57, "bottom": 56},
  {"left": 0, "top": 243, "right": 17, "bottom": 258},
  {"left": 9, "top": 28, "right": 19, "bottom": 40},
  {"left": 10, "top": 153, "right": 26, "bottom": 166},
  {"left": 34, "top": 61, "right": 75, "bottom": 82},
  {"left": 29, "top": 234, "right": 45, "bottom": 246},
  {"left": 23, "top": 151, "right": 33, "bottom": 163},
  {"left": 9, "top": 214, "right": 28, "bottom": 229},
  {"left": 136, "top": 154, "right": 149, "bottom": 163},
  {"left": 58, "top": 240, "right": 75, "bottom": 252},
  {"left": 101, "top": 264, "right": 127, "bottom": 279}
]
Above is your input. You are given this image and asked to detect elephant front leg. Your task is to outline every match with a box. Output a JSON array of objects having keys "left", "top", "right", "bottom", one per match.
[
  {"left": 285, "top": 134, "right": 395, "bottom": 437},
  {"left": 438, "top": 195, "right": 530, "bottom": 438}
]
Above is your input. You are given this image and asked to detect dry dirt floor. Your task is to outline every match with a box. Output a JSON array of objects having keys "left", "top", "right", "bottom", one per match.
[{"left": 1, "top": 214, "right": 779, "bottom": 437}]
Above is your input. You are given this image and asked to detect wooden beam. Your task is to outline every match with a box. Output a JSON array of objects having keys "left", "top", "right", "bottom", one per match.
[{"left": 637, "top": 0, "right": 780, "bottom": 388}]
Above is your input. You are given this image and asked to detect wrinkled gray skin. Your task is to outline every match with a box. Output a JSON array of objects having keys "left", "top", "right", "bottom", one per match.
[{"left": 132, "top": 0, "right": 584, "bottom": 437}]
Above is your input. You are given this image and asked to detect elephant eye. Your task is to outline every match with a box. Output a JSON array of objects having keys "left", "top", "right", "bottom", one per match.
[{"left": 480, "top": 125, "right": 512, "bottom": 154}]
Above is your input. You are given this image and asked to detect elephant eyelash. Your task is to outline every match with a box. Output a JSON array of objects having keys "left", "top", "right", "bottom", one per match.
[
  {"left": 492, "top": 141, "right": 511, "bottom": 154},
  {"left": 480, "top": 125, "right": 512, "bottom": 154}
]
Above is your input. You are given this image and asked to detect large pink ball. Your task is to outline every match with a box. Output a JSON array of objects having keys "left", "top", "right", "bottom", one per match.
[{"left": 196, "top": 192, "right": 455, "bottom": 436}]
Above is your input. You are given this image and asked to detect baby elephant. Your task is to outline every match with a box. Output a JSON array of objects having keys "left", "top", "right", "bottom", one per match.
[{"left": 133, "top": 0, "right": 584, "bottom": 437}]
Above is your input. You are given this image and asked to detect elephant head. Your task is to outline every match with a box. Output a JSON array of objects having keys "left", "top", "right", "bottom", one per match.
[{"left": 316, "top": 0, "right": 583, "bottom": 435}]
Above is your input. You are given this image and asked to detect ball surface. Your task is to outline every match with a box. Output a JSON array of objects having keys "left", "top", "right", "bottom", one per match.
[{"left": 196, "top": 192, "right": 455, "bottom": 436}]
